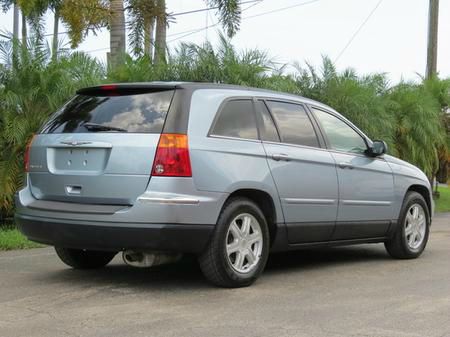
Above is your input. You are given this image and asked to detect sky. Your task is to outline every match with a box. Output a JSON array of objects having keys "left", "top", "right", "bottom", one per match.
[{"left": 1, "top": 0, "right": 449, "bottom": 83}]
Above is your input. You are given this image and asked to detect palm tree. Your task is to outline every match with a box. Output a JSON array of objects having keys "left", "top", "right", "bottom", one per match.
[
  {"left": 388, "top": 82, "right": 445, "bottom": 178},
  {"left": 207, "top": 0, "right": 241, "bottom": 38},
  {"left": 59, "top": 0, "right": 126, "bottom": 67},
  {"left": 144, "top": 16, "right": 155, "bottom": 58},
  {"left": 12, "top": 3, "right": 19, "bottom": 40},
  {"left": 109, "top": 0, "right": 126, "bottom": 67},
  {"left": 48, "top": 0, "right": 62, "bottom": 61},
  {"left": 127, "top": 0, "right": 243, "bottom": 63},
  {"left": 59, "top": 0, "right": 244, "bottom": 67},
  {"left": 127, "top": 0, "right": 156, "bottom": 59},
  {"left": 153, "top": 0, "right": 166, "bottom": 64}
]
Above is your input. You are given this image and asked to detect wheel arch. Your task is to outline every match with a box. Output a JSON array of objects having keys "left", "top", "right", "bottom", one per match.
[
  {"left": 224, "top": 189, "right": 279, "bottom": 247},
  {"left": 406, "top": 184, "right": 432, "bottom": 217}
]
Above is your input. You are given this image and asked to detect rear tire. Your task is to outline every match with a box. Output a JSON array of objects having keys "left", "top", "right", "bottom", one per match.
[
  {"left": 55, "top": 247, "right": 117, "bottom": 269},
  {"left": 199, "top": 197, "right": 270, "bottom": 288},
  {"left": 385, "top": 191, "right": 430, "bottom": 259}
]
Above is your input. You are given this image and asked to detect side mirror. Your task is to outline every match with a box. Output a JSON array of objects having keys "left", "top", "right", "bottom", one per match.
[{"left": 366, "top": 140, "right": 387, "bottom": 157}]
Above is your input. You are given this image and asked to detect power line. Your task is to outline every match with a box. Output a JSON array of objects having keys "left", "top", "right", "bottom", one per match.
[
  {"left": 167, "top": 0, "right": 320, "bottom": 44},
  {"left": 243, "top": 0, "right": 320, "bottom": 20},
  {"left": 172, "top": 0, "right": 262, "bottom": 17},
  {"left": 167, "top": 23, "right": 220, "bottom": 44},
  {"left": 241, "top": 0, "right": 264, "bottom": 12},
  {"left": 81, "top": 47, "right": 110, "bottom": 53},
  {"left": 334, "top": 0, "right": 384, "bottom": 63}
]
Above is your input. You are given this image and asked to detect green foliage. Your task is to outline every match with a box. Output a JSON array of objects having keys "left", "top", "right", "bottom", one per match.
[
  {"left": 127, "top": 0, "right": 158, "bottom": 57},
  {"left": 108, "top": 34, "right": 269, "bottom": 86},
  {"left": 207, "top": 0, "right": 241, "bottom": 38},
  {"left": 388, "top": 82, "right": 445, "bottom": 177},
  {"left": 59, "top": 0, "right": 109, "bottom": 48}
]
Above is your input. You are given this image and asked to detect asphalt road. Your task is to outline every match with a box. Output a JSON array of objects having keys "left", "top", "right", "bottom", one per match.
[{"left": 1, "top": 214, "right": 449, "bottom": 337}]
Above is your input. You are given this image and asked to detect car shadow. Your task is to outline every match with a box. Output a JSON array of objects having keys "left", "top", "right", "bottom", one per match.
[
  {"left": 33, "top": 245, "right": 390, "bottom": 290},
  {"left": 265, "top": 244, "right": 390, "bottom": 274}
]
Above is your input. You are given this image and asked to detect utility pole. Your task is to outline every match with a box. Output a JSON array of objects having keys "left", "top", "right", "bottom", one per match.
[{"left": 426, "top": 0, "right": 439, "bottom": 79}]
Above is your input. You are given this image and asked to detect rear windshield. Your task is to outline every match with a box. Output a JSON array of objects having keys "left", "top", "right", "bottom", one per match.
[{"left": 41, "top": 90, "right": 175, "bottom": 134}]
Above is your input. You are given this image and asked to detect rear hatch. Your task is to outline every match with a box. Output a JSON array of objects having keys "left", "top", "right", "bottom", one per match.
[{"left": 27, "top": 85, "right": 175, "bottom": 205}]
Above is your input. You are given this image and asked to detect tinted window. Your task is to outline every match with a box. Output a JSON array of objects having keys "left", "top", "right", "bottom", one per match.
[
  {"left": 211, "top": 100, "right": 258, "bottom": 140},
  {"left": 41, "top": 90, "right": 174, "bottom": 133},
  {"left": 313, "top": 108, "right": 367, "bottom": 153},
  {"left": 257, "top": 100, "right": 280, "bottom": 142},
  {"left": 266, "top": 101, "right": 319, "bottom": 147}
]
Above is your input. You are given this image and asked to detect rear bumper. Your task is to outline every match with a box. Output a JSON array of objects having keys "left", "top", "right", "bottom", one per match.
[
  {"left": 15, "top": 213, "right": 214, "bottom": 253},
  {"left": 14, "top": 176, "right": 226, "bottom": 253}
]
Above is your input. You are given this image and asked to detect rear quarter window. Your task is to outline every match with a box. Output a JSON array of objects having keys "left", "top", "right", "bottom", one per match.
[
  {"left": 41, "top": 90, "right": 175, "bottom": 134},
  {"left": 210, "top": 99, "right": 258, "bottom": 140}
]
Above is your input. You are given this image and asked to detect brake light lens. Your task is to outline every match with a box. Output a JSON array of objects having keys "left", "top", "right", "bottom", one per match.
[
  {"left": 101, "top": 84, "right": 117, "bottom": 91},
  {"left": 152, "top": 134, "right": 192, "bottom": 177},
  {"left": 24, "top": 135, "right": 36, "bottom": 172},
  {"left": 100, "top": 84, "right": 119, "bottom": 96}
]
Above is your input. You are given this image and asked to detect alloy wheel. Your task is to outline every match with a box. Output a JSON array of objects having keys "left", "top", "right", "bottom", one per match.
[
  {"left": 225, "top": 213, "right": 263, "bottom": 274},
  {"left": 404, "top": 203, "right": 427, "bottom": 250}
]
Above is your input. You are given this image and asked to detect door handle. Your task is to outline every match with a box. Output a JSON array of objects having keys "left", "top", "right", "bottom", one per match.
[
  {"left": 272, "top": 153, "right": 291, "bottom": 162},
  {"left": 65, "top": 185, "right": 82, "bottom": 195},
  {"left": 338, "top": 162, "right": 354, "bottom": 169}
]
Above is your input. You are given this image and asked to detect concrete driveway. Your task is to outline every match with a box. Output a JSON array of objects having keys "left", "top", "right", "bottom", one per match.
[{"left": 1, "top": 214, "right": 449, "bottom": 337}]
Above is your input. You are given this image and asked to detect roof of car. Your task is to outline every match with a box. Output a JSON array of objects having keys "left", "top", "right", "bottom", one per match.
[{"left": 77, "top": 81, "right": 336, "bottom": 112}]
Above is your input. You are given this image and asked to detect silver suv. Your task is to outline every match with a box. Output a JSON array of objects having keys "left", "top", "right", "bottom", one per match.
[{"left": 16, "top": 82, "right": 433, "bottom": 287}]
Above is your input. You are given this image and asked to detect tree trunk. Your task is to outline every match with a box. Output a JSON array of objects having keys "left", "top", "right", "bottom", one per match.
[
  {"left": 21, "top": 11, "right": 27, "bottom": 45},
  {"left": 109, "top": 0, "right": 126, "bottom": 68},
  {"left": 13, "top": 4, "right": 19, "bottom": 40},
  {"left": 144, "top": 16, "right": 155, "bottom": 61},
  {"left": 12, "top": 4, "right": 20, "bottom": 67},
  {"left": 52, "top": 9, "right": 60, "bottom": 62},
  {"left": 154, "top": 0, "right": 166, "bottom": 65}
]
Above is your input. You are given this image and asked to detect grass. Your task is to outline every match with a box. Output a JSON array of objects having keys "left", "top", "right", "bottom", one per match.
[
  {"left": 0, "top": 227, "right": 44, "bottom": 251},
  {"left": 434, "top": 185, "right": 450, "bottom": 213}
]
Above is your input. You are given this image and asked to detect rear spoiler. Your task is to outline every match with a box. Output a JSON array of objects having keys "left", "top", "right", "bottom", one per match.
[{"left": 77, "top": 84, "right": 177, "bottom": 96}]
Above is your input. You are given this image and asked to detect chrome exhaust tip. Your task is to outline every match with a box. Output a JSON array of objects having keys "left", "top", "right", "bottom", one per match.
[{"left": 122, "top": 250, "right": 182, "bottom": 268}]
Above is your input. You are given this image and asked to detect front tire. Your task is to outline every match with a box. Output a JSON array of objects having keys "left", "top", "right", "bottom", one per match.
[
  {"left": 199, "top": 197, "right": 270, "bottom": 288},
  {"left": 55, "top": 247, "right": 117, "bottom": 269},
  {"left": 385, "top": 191, "right": 430, "bottom": 259}
]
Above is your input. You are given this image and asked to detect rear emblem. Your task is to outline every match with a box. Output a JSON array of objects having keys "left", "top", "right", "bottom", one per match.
[{"left": 60, "top": 141, "right": 92, "bottom": 146}]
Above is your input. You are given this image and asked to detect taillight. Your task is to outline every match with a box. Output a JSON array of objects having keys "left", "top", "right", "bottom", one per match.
[
  {"left": 24, "top": 135, "right": 36, "bottom": 172},
  {"left": 152, "top": 134, "right": 192, "bottom": 177}
]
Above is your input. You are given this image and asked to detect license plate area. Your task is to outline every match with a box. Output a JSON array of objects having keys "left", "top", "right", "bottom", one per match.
[{"left": 47, "top": 147, "right": 111, "bottom": 175}]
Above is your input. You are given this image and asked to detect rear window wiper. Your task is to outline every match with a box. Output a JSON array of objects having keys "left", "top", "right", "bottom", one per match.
[{"left": 82, "top": 122, "right": 128, "bottom": 133}]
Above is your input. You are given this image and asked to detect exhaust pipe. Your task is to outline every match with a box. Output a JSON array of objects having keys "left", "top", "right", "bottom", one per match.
[{"left": 122, "top": 250, "right": 182, "bottom": 268}]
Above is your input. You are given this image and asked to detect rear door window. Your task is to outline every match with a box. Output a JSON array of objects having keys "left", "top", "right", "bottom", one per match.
[
  {"left": 41, "top": 90, "right": 175, "bottom": 134},
  {"left": 210, "top": 99, "right": 258, "bottom": 140},
  {"left": 266, "top": 101, "right": 319, "bottom": 147}
]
